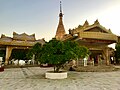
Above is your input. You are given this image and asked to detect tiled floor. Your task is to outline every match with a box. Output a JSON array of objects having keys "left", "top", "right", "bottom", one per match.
[{"left": 0, "top": 67, "right": 120, "bottom": 90}]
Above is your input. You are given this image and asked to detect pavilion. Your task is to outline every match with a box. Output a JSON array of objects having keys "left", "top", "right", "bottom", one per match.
[{"left": 0, "top": 32, "right": 45, "bottom": 65}]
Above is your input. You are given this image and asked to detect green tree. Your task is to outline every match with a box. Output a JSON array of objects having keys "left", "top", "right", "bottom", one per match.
[
  {"left": 39, "top": 39, "right": 89, "bottom": 72},
  {"left": 115, "top": 43, "right": 120, "bottom": 63},
  {"left": 27, "top": 43, "right": 42, "bottom": 60},
  {"left": 11, "top": 49, "right": 28, "bottom": 60},
  {"left": 0, "top": 50, "right": 5, "bottom": 62},
  {"left": 0, "top": 50, "right": 5, "bottom": 57}
]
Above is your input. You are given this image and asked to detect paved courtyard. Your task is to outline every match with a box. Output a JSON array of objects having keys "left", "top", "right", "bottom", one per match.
[{"left": 0, "top": 67, "right": 120, "bottom": 90}]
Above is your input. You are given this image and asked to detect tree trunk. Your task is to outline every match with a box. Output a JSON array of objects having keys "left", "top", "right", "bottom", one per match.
[
  {"left": 54, "top": 66, "right": 55, "bottom": 72},
  {"left": 53, "top": 65, "right": 61, "bottom": 72},
  {"left": 56, "top": 67, "right": 60, "bottom": 72}
]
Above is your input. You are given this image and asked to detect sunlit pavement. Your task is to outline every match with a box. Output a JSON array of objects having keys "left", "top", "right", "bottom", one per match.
[{"left": 0, "top": 67, "right": 120, "bottom": 90}]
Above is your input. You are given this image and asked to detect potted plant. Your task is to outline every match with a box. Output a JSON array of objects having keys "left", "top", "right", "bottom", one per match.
[{"left": 38, "top": 39, "right": 89, "bottom": 79}]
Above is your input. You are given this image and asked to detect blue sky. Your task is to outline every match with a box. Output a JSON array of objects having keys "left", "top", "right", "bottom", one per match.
[{"left": 0, "top": 0, "right": 120, "bottom": 41}]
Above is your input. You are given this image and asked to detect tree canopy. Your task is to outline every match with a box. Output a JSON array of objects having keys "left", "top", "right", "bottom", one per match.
[
  {"left": 27, "top": 43, "right": 42, "bottom": 60},
  {"left": 27, "top": 39, "right": 89, "bottom": 72},
  {"left": 38, "top": 39, "right": 89, "bottom": 72},
  {"left": 115, "top": 43, "right": 120, "bottom": 63}
]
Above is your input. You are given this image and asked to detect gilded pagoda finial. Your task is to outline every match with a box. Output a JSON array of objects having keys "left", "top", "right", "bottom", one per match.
[
  {"left": 59, "top": 1, "right": 63, "bottom": 17},
  {"left": 60, "top": 1, "right": 62, "bottom": 13}
]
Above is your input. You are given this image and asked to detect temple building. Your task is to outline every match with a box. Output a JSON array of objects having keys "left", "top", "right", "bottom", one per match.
[
  {"left": 0, "top": 32, "right": 45, "bottom": 65},
  {"left": 55, "top": 1, "right": 118, "bottom": 65}
]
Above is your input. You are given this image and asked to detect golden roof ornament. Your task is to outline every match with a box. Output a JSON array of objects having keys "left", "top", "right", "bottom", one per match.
[
  {"left": 1, "top": 34, "right": 6, "bottom": 38},
  {"left": 13, "top": 32, "right": 18, "bottom": 35},
  {"left": 83, "top": 20, "right": 89, "bottom": 27},
  {"left": 108, "top": 29, "right": 112, "bottom": 33},
  {"left": 94, "top": 19, "right": 100, "bottom": 25}
]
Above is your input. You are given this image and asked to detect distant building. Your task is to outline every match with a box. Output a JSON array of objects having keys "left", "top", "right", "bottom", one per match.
[{"left": 0, "top": 32, "right": 45, "bottom": 65}]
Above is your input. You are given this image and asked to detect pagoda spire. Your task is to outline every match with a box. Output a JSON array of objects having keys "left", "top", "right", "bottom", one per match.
[
  {"left": 55, "top": 1, "right": 66, "bottom": 40},
  {"left": 59, "top": 1, "right": 63, "bottom": 18},
  {"left": 60, "top": 1, "right": 62, "bottom": 13}
]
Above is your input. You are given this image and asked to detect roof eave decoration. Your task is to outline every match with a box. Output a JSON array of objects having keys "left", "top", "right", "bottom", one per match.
[
  {"left": 93, "top": 19, "right": 100, "bottom": 25},
  {"left": 13, "top": 32, "right": 35, "bottom": 37},
  {"left": 13, "top": 32, "right": 36, "bottom": 41},
  {"left": 83, "top": 20, "right": 89, "bottom": 28},
  {"left": 82, "top": 19, "right": 114, "bottom": 34},
  {"left": 69, "top": 19, "right": 116, "bottom": 36},
  {"left": 1, "top": 34, "right": 6, "bottom": 38},
  {"left": 1, "top": 34, "right": 11, "bottom": 39},
  {"left": 13, "top": 32, "right": 18, "bottom": 35}
]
